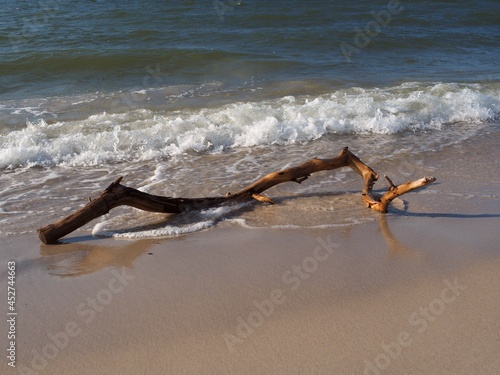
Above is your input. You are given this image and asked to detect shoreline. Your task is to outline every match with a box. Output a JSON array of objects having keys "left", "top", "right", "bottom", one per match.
[
  {"left": 2, "top": 1, "right": 500, "bottom": 372},
  {"left": 1, "top": 121, "right": 499, "bottom": 374}
]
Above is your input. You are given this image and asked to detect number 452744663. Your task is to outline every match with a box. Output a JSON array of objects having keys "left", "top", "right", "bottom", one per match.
[{"left": 7, "top": 261, "right": 16, "bottom": 312}]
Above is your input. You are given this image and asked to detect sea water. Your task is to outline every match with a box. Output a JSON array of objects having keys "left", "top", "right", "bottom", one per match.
[{"left": 1, "top": 0, "right": 499, "bottom": 238}]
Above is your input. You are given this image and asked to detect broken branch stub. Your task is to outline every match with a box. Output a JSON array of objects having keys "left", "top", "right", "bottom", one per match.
[{"left": 37, "top": 147, "right": 435, "bottom": 244}]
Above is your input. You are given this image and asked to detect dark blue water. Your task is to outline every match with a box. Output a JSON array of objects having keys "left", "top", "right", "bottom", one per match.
[{"left": 2, "top": 0, "right": 499, "bottom": 100}]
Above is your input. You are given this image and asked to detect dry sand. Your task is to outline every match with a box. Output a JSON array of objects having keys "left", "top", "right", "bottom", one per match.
[{"left": 1, "top": 128, "right": 499, "bottom": 375}]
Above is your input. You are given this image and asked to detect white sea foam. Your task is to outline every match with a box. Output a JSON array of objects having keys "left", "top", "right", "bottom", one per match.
[
  {"left": 91, "top": 204, "right": 246, "bottom": 239},
  {"left": 92, "top": 219, "right": 214, "bottom": 239},
  {"left": 1, "top": 82, "right": 499, "bottom": 169},
  {"left": 90, "top": 206, "right": 375, "bottom": 240},
  {"left": 226, "top": 216, "right": 375, "bottom": 230}
]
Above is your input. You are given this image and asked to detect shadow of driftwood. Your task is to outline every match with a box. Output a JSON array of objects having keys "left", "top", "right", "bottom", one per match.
[{"left": 396, "top": 211, "right": 500, "bottom": 219}]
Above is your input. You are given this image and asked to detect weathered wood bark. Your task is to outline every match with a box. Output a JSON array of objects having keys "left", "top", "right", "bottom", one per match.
[{"left": 37, "top": 147, "right": 435, "bottom": 244}]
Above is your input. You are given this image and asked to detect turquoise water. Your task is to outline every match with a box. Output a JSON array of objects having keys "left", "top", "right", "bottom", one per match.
[{"left": 1, "top": 0, "right": 499, "bottom": 238}]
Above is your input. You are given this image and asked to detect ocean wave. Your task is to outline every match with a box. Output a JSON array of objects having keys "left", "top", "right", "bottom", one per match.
[{"left": 1, "top": 82, "right": 499, "bottom": 169}]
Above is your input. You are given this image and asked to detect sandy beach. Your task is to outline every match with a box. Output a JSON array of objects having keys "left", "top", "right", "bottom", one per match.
[
  {"left": 2, "top": 1, "right": 500, "bottom": 374},
  {"left": 1, "top": 128, "right": 499, "bottom": 375}
]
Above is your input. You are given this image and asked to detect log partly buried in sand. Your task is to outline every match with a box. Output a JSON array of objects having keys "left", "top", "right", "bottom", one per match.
[{"left": 37, "top": 147, "right": 436, "bottom": 244}]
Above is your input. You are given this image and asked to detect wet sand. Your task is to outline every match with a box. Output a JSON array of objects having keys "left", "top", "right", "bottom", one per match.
[{"left": 1, "top": 127, "right": 499, "bottom": 374}]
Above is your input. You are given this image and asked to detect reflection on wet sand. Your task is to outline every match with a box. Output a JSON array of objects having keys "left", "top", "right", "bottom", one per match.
[
  {"left": 39, "top": 237, "right": 159, "bottom": 277},
  {"left": 378, "top": 214, "right": 422, "bottom": 257},
  {"left": 40, "top": 212, "right": 422, "bottom": 277}
]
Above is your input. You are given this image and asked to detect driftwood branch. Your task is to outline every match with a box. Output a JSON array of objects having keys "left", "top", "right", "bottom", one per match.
[{"left": 37, "top": 147, "right": 435, "bottom": 244}]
